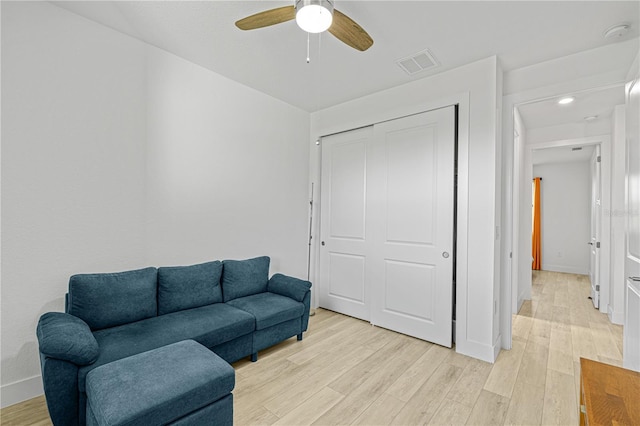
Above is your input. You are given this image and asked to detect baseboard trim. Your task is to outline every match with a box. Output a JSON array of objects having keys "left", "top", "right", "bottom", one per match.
[
  {"left": 456, "top": 337, "right": 499, "bottom": 363},
  {"left": 608, "top": 306, "right": 624, "bottom": 325},
  {"left": 517, "top": 292, "right": 526, "bottom": 313},
  {"left": 0, "top": 375, "right": 44, "bottom": 409},
  {"left": 493, "top": 335, "right": 502, "bottom": 361},
  {"left": 541, "top": 264, "right": 588, "bottom": 275}
]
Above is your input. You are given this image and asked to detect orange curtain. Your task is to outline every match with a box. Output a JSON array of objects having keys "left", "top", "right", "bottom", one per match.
[{"left": 532, "top": 177, "right": 542, "bottom": 270}]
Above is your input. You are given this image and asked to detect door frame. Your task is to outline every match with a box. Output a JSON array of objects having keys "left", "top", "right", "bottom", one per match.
[
  {"left": 518, "top": 136, "right": 611, "bottom": 316},
  {"left": 308, "top": 93, "right": 470, "bottom": 354},
  {"left": 590, "top": 145, "right": 602, "bottom": 308},
  {"left": 502, "top": 83, "right": 623, "bottom": 350}
]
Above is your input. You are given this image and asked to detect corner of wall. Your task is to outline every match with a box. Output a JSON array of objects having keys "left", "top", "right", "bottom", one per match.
[{"left": 627, "top": 52, "right": 639, "bottom": 81}]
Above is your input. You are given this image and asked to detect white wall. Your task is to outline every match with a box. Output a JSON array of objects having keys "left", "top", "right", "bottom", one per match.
[
  {"left": 144, "top": 47, "right": 310, "bottom": 277},
  {"left": 609, "top": 105, "right": 626, "bottom": 324},
  {"left": 527, "top": 120, "right": 612, "bottom": 145},
  {"left": 1, "top": 1, "right": 148, "bottom": 407},
  {"left": 1, "top": 1, "right": 311, "bottom": 407},
  {"left": 310, "top": 57, "right": 501, "bottom": 362},
  {"left": 504, "top": 38, "right": 638, "bottom": 96},
  {"left": 628, "top": 51, "right": 639, "bottom": 82},
  {"left": 533, "top": 161, "right": 591, "bottom": 274}
]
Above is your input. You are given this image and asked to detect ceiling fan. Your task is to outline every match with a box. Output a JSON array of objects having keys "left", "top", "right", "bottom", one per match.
[{"left": 235, "top": 0, "right": 373, "bottom": 52}]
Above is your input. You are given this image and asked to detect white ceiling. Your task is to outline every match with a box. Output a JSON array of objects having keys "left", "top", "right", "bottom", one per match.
[
  {"left": 51, "top": 1, "right": 640, "bottom": 112},
  {"left": 518, "top": 85, "right": 626, "bottom": 130},
  {"left": 532, "top": 145, "right": 595, "bottom": 165}
]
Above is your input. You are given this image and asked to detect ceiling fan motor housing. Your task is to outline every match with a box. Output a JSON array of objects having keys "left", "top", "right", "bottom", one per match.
[{"left": 295, "top": 0, "right": 334, "bottom": 33}]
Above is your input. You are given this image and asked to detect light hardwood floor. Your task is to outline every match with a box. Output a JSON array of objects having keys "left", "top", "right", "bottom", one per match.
[{"left": 1, "top": 270, "right": 624, "bottom": 425}]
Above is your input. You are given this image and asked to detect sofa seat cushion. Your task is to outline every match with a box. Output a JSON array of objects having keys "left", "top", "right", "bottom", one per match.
[
  {"left": 78, "top": 303, "right": 253, "bottom": 392},
  {"left": 85, "top": 340, "right": 234, "bottom": 426},
  {"left": 226, "top": 292, "right": 304, "bottom": 330}
]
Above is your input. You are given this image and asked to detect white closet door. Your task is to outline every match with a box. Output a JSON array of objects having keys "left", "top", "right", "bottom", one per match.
[
  {"left": 319, "top": 127, "right": 374, "bottom": 321},
  {"left": 370, "top": 107, "right": 455, "bottom": 347}
]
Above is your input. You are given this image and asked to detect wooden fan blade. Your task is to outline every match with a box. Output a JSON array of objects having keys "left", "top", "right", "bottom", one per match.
[
  {"left": 329, "top": 9, "right": 373, "bottom": 51},
  {"left": 235, "top": 6, "right": 296, "bottom": 30}
]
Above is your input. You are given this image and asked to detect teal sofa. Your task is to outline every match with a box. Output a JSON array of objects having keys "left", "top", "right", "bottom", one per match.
[{"left": 36, "top": 256, "right": 312, "bottom": 426}]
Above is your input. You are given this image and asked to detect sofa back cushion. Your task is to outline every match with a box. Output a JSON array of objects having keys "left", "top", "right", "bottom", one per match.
[
  {"left": 222, "top": 256, "right": 270, "bottom": 302},
  {"left": 68, "top": 267, "right": 158, "bottom": 330},
  {"left": 157, "top": 261, "right": 223, "bottom": 315}
]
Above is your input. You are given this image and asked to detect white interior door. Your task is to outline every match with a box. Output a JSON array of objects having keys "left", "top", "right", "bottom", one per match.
[
  {"left": 624, "top": 78, "right": 640, "bottom": 371},
  {"left": 369, "top": 107, "right": 455, "bottom": 347},
  {"left": 589, "top": 145, "right": 601, "bottom": 309},
  {"left": 318, "top": 127, "right": 373, "bottom": 321}
]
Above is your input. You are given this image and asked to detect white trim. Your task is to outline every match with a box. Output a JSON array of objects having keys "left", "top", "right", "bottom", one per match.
[
  {"left": 313, "top": 93, "right": 469, "bottom": 140},
  {"left": 525, "top": 135, "right": 608, "bottom": 150},
  {"left": 457, "top": 337, "right": 500, "bottom": 363},
  {"left": 517, "top": 290, "right": 525, "bottom": 313},
  {"left": 454, "top": 93, "right": 472, "bottom": 361},
  {"left": 0, "top": 375, "right": 44, "bottom": 409},
  {"left": 541, "top": 265, "right": 590, "bottom": 275},
  {"left": 502, "top": 81, "right": 624, "bottom": 351},
  {"left": 608, "top": 305, "right": 624, "bottom": 325}
]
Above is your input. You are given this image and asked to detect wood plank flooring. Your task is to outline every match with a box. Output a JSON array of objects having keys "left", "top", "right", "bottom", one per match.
[{"left": 1, "top": 270, "right": 624, "bottom": 425}]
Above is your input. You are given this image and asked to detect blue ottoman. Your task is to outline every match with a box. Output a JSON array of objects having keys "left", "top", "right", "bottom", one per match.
[{"left": 86, "top": 340, "right": 234, "bottom": 426}]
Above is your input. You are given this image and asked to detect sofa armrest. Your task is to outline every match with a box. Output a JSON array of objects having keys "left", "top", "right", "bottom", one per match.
[
  {"left": 36, "top": 312, "right": 99, "bottom": 366},
  {"left": 267, "top": 274, "right": 311, "bottom": 302}
]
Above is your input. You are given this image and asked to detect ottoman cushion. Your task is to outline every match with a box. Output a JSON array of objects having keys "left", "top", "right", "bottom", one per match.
[{"left": 86, "top": 340, "right": 234, "bottom": 426}]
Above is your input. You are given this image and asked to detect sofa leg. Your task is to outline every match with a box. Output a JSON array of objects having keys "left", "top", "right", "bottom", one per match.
[
  {"left": 251, "top": 353, "right": 258, "bottom": 362},
  {"left": 297, "top": 333, "right": 303, "bottom": 341}
]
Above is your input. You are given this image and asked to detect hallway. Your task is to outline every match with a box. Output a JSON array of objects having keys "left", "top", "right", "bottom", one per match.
[{"left": 498, "top": 270, "right": 624, "bottom": 424}]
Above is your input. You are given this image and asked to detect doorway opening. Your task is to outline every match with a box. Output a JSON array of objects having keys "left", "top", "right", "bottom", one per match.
[{"left": 509, "top": 83, "right": 626, "bottom": 346}]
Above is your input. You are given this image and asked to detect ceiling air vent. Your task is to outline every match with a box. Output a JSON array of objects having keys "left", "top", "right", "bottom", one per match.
[{"left": 396, "top": 49, "right": 439, "bottom": 75}]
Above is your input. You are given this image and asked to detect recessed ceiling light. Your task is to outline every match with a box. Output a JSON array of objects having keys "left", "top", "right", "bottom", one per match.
[
  {"left": 584, "top": 115, "right": 598, "bottom": 122},
  {"left": 558, "top": 97, "right": 575, "bottom": 105},
  {"left": 604, "top": 23, "right": 630, "bottom": 39}
]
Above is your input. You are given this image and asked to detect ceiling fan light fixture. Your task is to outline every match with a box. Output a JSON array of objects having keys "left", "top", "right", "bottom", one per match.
[{"left": 295, "top": 0, "right": 334, "bottom": 33}]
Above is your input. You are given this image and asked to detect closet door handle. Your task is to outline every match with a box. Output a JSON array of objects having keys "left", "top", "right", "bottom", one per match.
[{"left": 630, "top": 277, "right": 640, "bottom": 282}]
